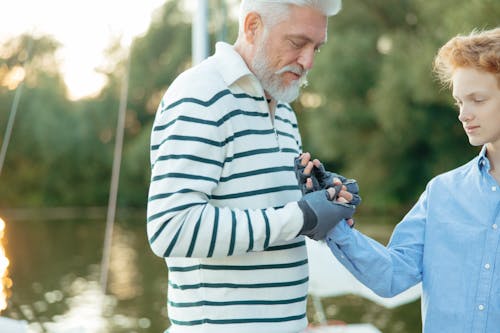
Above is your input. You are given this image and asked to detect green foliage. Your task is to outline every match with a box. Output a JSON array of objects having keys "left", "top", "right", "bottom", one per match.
[
  {"left": 0, "top": 0, "right": 498, "bottom": 217},
  {"left": 0, "top": 1, "right": 197, "bottom": 208},
  {"left": 295, "top": 0, "right": 498, "bottom": 212},
  {"left": 128, "top": 1, "right": 191, "bottom": 125}
]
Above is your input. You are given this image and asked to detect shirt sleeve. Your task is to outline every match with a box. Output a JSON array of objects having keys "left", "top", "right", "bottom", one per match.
[
  {"left": 147, "top": 92, "right": 303, "bottom": 259},
  {"left": 326, "top": 189, "right": 428, "bottom": 297}
]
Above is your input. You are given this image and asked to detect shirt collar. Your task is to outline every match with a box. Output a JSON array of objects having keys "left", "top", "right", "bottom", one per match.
[
  {"left": 212, "top": 42, "right": 264, "bottom": 96},
  {"left": 477, "top": 145, "right": 489, "bottom": 171}
]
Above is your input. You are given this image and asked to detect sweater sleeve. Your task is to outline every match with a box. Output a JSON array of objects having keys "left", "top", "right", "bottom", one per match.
[{"left": 147, "top": 88, "right": 304, "bottom": 259}]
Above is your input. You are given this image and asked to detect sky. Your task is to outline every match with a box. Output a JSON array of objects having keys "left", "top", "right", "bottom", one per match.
[{"left": 1, "top": 0, "right": 168, "bottom": 100}]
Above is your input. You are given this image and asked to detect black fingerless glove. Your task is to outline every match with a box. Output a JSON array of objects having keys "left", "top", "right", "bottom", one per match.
[{"left": 297, "top": 190, "right": 355, "bottom": 240}]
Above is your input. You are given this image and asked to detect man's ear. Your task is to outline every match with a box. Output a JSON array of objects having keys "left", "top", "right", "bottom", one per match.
[{"left": 243, "top": 12, "right": 263, "bottom": 44}]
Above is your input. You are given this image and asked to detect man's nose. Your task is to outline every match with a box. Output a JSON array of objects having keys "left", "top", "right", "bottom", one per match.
[{"left": 297, "top": 48, "right": 316, "bottom": 70}]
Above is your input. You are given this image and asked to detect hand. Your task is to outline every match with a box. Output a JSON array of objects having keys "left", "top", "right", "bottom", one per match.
[
  {"left": 294, "top": 153, "right": 362, "bottom": 207},
  {"left": 312, "top": 162, "right": 362, "bottom": 207},
  {"left": 297, "top": 187, "right": 355, "bottom": 240},
  {"left": 294, "top": 153, "right": 320, "bottom": 194},
  {"left": 331, "top": 178, "right": 357, "bottom": 228}
]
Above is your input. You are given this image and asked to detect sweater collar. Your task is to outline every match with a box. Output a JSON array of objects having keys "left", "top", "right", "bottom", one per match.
[{"left": 213, "top": 42, "right": 265, "bottom": 97}]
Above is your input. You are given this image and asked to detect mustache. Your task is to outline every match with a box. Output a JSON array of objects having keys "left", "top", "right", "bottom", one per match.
[
  {"left": 275, "top": 65, "right": 309, "bottom": 87},
  {"left": 275, "top": 65, "right": 305, "bottom": 76}
]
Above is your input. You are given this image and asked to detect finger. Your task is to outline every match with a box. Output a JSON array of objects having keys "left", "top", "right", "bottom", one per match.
[
  {"left": 332, "top": 177, "right": 342, "bottom": 186},
  {"left": 300, "top": 152, "right": 311, "bottom": 167},
  {"left": 312, "top": 159, "right": 322, "bottom": 168},
  {"left": 305, "top": 177, "right": 313, "bottom": 190},
  {"left": 326, "top": 187, "right": 336, "bottom": 200},
  {"left": 303, "top": 161, "right": 314, "bottom": 176},
  {"left": 337, "top": 197, "right": 349, "bottom": 203},
  {"left": 346, "top": 219, "right": 355, "bottom": 228},
  {"left": 338, "top": 189, "right": 353, "bottom": 202}
]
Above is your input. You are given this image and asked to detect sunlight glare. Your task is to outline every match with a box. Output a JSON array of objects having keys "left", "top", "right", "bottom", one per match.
[
  {"left": 0, "top": 217, "right": 12, "bottom": 314},
  {"left": 1, "top": 66, "right": 26, "bottom": 90},
  {"left": 1, "top": 0, "right": 165, "bottom": 100}
]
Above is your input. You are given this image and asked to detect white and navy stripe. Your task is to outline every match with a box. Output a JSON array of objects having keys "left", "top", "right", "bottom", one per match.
[{"left": 148, "top": 42, "right": 309, "bottom": 333}]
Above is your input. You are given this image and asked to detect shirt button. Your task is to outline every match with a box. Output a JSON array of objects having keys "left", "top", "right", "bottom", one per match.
[
  {"left": 485, "top": 263, "right": 491, "bottom": 270},
  {"left": 492, "top": 186, "right": 497, "bottom": 192},
  {"left": 493, "top": 224, "right": 498, "bottom": 230},
  {"left": 478, "top": 304, "right": 485, "bottom": 311}
]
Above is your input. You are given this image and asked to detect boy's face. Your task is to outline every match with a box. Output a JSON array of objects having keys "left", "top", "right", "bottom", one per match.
[{"left": 452, "top": 67, "right": 500, "bottom": 147}]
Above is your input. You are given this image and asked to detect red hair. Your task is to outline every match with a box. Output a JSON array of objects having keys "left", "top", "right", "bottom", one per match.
[{"left": 434, "top": 27, "right": 500, "bottom": 87}]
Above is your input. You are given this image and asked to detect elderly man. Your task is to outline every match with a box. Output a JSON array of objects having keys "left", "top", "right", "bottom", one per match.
[{"left": 147, "top": 1, "right": 358, "bottom": 332}]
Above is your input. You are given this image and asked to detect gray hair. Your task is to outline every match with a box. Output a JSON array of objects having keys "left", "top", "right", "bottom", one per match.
[{"left": 238, "top": 0, "right": 341, "bottom": 35}]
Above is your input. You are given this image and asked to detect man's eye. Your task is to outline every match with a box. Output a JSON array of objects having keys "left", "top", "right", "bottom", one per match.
[{"left": 289, "top": 39, "right": 303, "bottom": 49}]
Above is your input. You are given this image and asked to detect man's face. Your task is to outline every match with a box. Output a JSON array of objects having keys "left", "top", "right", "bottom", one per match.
[
  {"left": 452, "top": 67, "right": 500, "bottom": 148},
  {"left": 251, "top": 5, "right": 327, "bottom": 102}
]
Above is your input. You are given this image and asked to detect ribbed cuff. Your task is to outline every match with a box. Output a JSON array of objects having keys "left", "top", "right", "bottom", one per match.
[{"left": 297, "top": 200, "right": 317, "bottom": 236}]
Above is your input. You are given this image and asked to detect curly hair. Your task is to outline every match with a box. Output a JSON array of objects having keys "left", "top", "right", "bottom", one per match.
[{"left": 433, "top": 27, "right": 500, "bottom": 87}]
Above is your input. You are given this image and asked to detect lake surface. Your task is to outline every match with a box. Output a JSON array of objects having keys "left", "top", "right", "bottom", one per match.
[{"left": 0, "top": 214, "right": 421, "bottom": 333}]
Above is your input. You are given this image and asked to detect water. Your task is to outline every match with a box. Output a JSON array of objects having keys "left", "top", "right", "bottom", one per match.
[{"left": 1, "top": 215, "right": 421, "bottom": 333}]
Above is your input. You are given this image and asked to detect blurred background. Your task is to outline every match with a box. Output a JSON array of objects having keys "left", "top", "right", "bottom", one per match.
[{"left": 0, "top": 0, "right": 498, "bottom": 332}]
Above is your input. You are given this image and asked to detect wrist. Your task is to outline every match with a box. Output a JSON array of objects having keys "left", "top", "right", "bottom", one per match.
[
  {"left": 297, "top": 200, "right": 317, "bottom": 235},
  {"left": 326, "top": 219, "right": 352, "bottom": 242}
]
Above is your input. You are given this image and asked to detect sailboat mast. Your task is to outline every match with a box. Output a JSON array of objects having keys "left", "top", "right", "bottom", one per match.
[{"left": 192, "top": 0, "right": 209, "bottom": 65}]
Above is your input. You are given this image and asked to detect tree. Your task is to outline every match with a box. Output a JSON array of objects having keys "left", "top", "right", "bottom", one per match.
[
  {"left": 295, "top": 0, "right": 499, "bottom": 213},
  {"left": 1, "top": 0, "right": 498, "bottom": 216}
]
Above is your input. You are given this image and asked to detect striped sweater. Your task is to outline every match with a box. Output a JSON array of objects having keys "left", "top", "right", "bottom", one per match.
[{"left": 147, "top": 42, "right": 309, "bottom": 333}]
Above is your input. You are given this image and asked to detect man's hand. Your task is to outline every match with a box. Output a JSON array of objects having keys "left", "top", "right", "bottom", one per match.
[
  {"left": 312, "top": 161, "right": 361, "bottom": 207},
  {"left": 297, "top": 187, "right": 355, "bottom": 240},
  {"left": 294, "top": 152, "right": 319, "bottom": 194},
  {"left": 294, "top": 153, "right": 361, "bottom": 207}
]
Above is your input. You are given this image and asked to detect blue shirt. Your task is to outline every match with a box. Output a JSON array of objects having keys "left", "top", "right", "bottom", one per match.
[{"left": 326, "top": 146, "right": 500, "bottom": 333}]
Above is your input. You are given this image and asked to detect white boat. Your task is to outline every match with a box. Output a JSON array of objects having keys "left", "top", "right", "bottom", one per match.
[
  {"left": 305, "top": 238, "right": 421, "bottom": 333},
  {"left": 304, "top": 323, "right": 382, "bottom": 333},
  {"left": 0, "top": 316, "right": 28, "bottom": 333}
]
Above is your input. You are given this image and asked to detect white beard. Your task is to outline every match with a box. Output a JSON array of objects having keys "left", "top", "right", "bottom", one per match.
[{"left": 251, "top": 42, "right": 308, "bottom": 103}]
